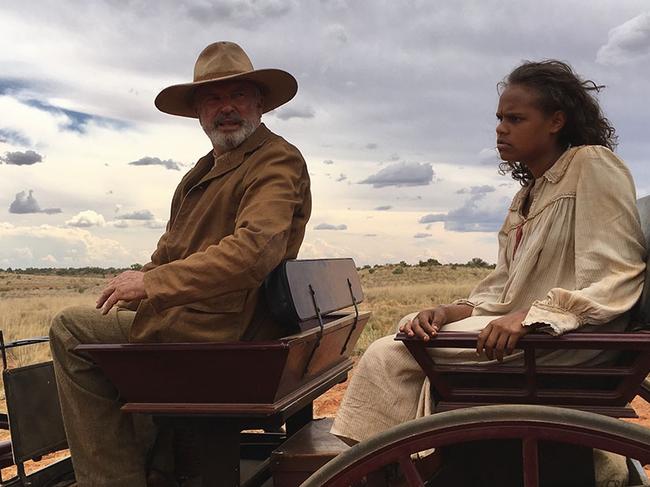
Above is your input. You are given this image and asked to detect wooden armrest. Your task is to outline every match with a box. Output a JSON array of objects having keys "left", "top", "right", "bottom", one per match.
[{"left": 395, "top": 331, "right": 650, "bottom": 350}]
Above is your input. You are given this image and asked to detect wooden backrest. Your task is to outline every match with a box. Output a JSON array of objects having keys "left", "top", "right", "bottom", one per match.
[
  {"left": 265, "top": 258, "right": 364, "bottom": 333},
  {"left": 634, "top": 195, "right": 650, "bottom": 326}
]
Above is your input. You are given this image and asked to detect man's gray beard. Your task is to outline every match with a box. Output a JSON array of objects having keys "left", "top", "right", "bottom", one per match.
[{"left": 203, "top": 118, "right": 258, "bottom": 152}]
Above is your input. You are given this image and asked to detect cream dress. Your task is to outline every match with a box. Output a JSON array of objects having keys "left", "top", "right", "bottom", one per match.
[{"left": 331, "top": 146, "right": 647, "bottom": 481}]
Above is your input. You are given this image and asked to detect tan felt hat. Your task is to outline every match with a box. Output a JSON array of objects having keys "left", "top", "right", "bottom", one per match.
[{"left": 155, "top": 41, "right": 297, "bottom": 118}]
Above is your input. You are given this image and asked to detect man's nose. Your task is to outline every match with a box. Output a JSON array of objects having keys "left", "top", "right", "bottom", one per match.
[{"left": 496, "top": 122, "right": 507, "bottom": 135}]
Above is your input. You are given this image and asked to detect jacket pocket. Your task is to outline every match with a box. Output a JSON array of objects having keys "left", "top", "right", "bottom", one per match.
[{"left": 185, "top": 289, "right": 248, "bottom": 314}]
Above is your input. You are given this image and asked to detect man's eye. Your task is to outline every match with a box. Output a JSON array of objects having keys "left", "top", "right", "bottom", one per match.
[{"left": 233, "top": 92, "right": 244, "bottom": 99}]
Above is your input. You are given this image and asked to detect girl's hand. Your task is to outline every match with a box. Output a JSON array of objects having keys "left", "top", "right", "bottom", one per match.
[
  {"left": 399, "top": 307, "right": 449, "bottom": 341},
  {"left": 476, "top": 309, "right": 531, "bottom": 362}
]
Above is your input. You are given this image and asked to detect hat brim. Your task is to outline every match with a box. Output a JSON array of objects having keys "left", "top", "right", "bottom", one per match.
[{"left": 154, "top": 69, "right": 297, "bottom": 118}]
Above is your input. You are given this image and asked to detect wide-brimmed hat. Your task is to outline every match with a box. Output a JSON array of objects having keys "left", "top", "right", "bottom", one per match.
[{"left": 155, "top": 41, "right": 297, "bottom": 118}]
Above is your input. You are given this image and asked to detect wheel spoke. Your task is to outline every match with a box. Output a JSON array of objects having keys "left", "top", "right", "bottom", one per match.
[
  {"left": 522, "top": 437, "right": 539, "bottom": 487},
  {"left": 398, "top": 455, "right": 425, "bottom": 487}
]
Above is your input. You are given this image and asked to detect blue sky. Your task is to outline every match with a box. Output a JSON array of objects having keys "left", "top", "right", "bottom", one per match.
[{"left": 1, "top": 0, "right": 649, "bottom": 268}]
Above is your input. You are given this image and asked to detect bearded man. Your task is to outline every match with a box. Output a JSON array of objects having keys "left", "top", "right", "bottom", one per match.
[{"left": 49, "top": 41, "right": 311, "bottom": 486}]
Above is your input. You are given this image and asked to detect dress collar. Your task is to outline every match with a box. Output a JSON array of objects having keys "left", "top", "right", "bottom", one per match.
[{"left": 540, "top": 146, "right": 581, "bottom": 184}]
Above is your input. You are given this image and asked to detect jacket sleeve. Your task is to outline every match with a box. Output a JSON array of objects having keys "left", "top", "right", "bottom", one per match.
[
  {"left": 522, "top": 147, "right": 647, "bottom": 335},
  {"left": 142, "top": 143, "right": 309, "bottom": 312}
]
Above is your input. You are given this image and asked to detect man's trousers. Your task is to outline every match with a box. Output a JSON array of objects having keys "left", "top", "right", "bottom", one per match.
[{"left": 49, "top": 306, "right": 155, "bottom": 487}]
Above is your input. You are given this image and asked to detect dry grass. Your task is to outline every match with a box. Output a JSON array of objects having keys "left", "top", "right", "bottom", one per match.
[
  {"left": 0, "top": 272, "right": 106, "bottom": 410},
  {"left": 355, "top": 265, "right": 490, "bottom": 350},
  {"left": 0, "top": 265, "right": 488, "bottom": 401}
]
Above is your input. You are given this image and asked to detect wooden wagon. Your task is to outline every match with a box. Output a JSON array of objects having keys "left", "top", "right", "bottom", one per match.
[{"left": 0, "top": 194, "right": 649, "bottom": 487}]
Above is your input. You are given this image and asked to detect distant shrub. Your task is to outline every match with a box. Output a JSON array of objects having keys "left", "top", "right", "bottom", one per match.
[{"left": 392, "top": 267, "right": 404, "bottom": 275}]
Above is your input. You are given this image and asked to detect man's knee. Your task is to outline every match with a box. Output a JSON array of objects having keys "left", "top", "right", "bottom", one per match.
[{"left": 50, "top": 305, "right": 88, "bottom": 339}]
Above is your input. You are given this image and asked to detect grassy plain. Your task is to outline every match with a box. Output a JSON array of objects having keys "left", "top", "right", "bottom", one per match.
[{"left": 0, "top": 265, "right": 487, "bottom": 402}]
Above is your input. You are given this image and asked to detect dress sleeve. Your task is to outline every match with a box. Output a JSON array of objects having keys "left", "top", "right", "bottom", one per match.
[
  {"left": 142, "top": 142, "right": 310, "bottom": 312},
  {"left": 523, "top": 147, "right": 647, "bottom": 335}
]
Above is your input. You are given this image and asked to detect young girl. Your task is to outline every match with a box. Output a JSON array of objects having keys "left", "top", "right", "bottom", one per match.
[{"left": 331, "top": 60, "right": 646, "bottom": 470}]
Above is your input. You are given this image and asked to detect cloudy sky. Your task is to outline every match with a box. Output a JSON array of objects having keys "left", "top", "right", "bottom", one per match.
[{"left": 1, "top": 0, "right": 649, "bottom": 269}]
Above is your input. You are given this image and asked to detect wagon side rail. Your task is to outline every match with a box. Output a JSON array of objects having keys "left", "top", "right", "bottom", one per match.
[{"left": 395, "top": 331, "right": 650, "bottom": 417}]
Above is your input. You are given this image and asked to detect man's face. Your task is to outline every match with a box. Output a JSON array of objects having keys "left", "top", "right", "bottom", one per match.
[{"left": 194, "top": 80, "right": 263, "bottom": 153}]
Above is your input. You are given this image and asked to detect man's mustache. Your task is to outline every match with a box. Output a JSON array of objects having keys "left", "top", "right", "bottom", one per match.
[{"left": 213, "top": 113, "right": 243, "bottom": 127}]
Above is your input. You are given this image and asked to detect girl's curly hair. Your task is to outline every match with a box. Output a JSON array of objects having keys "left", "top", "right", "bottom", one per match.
[{"left": 498, "top": 60, "right": 618, "bottom": 185}]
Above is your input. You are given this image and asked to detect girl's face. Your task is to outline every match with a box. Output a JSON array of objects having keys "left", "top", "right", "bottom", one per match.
[{"left": 496, "top": 84, "right": 565, "bottom": 177}]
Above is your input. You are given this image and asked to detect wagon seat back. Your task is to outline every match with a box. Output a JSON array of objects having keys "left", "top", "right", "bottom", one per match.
[{"left": 76, "top": 258, "right": 370, "bottom": 427}]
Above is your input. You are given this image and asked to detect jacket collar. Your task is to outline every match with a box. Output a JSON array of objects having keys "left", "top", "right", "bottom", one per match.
[{"left": 197, "top": 123, "right": 272, "bottom": 185}]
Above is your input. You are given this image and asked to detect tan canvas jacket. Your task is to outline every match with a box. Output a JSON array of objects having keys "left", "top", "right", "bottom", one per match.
[{"left": 128, "top": 124, "right": 311, "bottom": 342}]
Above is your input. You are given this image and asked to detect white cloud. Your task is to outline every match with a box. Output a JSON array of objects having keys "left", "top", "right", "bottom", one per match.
[
  {"left": 359, "top": 161, "right": 434, "bottom": 188},
  {"left": 419, "top": 213, "right": 446, "bottom": 223},
  {"left": 66, "top": 210, "right": 106, "bottom": 228},
  {"left": 314, "top": 222, "right": 347, "bottom": 230},
  {"left": 274, "top": 104, "right": 316, "bottom": 120},
  {"left": 0, "top": 223, "right": 132, "bottom": 268},
  {"left": 117, "top": 209, "right": 155, "bottom": 220},
  {"left": 597, "top": 12, "right": 650, "bottom": 65},
  {"left": 129, "top": 156, "right": 182, "bottom": 171}
]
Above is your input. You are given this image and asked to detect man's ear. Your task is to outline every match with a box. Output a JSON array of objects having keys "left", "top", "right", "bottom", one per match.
[{"left": 549, "top": 110, "right": 566, "bottom": 135}]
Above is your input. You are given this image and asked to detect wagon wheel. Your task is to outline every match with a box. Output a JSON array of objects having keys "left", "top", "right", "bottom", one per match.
[{"left": 300, "top": 405, "right": 650, "bottom": 487}]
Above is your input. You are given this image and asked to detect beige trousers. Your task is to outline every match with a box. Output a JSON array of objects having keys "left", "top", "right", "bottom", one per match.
[{"left": 49, "top": 306, "right": 156, "bottom": 487}]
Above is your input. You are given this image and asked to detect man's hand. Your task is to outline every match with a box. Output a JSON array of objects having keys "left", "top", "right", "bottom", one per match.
[
  {"left": 476, "top": 309, "right": 531, "bottom": 362},
  {"left": 96, "top": 271, "right": 147, "bottom": 315}
]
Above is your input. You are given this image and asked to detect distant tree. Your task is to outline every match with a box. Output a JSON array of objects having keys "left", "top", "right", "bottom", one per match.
[
  {"left": 417, "top": 258, "right": 441, "bottom": 267},
  {"left": 392, "top": 267, "right": 404, "bottom": 275},
  {"left": 467, "top": 257, "right": 491, "bottom": 268},
  {"left": 130, "top": 263, "right": 143, "bottom": 271}
]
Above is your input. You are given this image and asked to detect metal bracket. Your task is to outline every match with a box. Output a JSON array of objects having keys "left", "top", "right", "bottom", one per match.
[
  {"left": 302, "top": 284, "right": 325, "bottom": 377},
  {"left": 0, "top": 331, "right": 6, "bottom": 371},
  {"left": 340, "top": 278, "right": 359, "bottom": 354}
]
